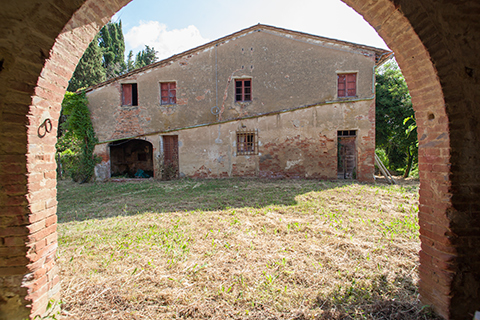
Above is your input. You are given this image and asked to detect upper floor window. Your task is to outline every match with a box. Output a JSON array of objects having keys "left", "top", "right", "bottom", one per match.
[
  {"left": 122, "top": 83, "right": 138, "bottom": 106},
  {"left": 161, "top": 82, "right": 176, "bottom": 105},
  {"left": 337, "top": 73, "right": 357, "bottom": 97},
  {"left": 235, "top": 79, "right": 252, "bottom": 102}
]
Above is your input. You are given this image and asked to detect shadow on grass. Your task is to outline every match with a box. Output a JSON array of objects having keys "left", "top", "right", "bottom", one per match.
[
  {"left": 172, "top": 273, "right": 439, "bottom": 319},
  {"left": 311, "top": 273, "right": 440, "bottom": 320},
  {"left": 57, "top": 178, "right": 359, "bottom": 223}
]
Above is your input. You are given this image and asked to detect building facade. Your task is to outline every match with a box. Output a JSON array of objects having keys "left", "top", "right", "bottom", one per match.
[{"left": 86, "top": 24, "right": 391, "bottom": 181}]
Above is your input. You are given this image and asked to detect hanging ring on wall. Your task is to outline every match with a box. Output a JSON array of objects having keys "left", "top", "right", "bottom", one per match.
[
  {"left": 37, "top": 118, "right": 52, "bottom": 138},
  {"left": 211, "top": 106, "right": 220, "bottom": 115}
]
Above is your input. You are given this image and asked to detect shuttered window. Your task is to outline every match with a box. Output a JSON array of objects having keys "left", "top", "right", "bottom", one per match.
[
  {"left": 235, "top": 79, "right": 252, "bottom": 102},
  {"left": 160, "top": 82, "right": 176, "bottom": 105},
  {"left": 337, "top": 73, "right": 356, "bottom": 97},
  {"left": 122, "top": 83, "right": 138, "bottom": 106}
]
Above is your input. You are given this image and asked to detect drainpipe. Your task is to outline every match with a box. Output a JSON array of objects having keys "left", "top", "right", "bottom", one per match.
[{"left": 215, "top": 44, "right": 218, "bottom": 112}]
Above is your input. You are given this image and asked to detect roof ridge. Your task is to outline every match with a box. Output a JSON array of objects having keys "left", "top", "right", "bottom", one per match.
[{"left": 84, "top": 24, "right": 391, "bottom": 92}]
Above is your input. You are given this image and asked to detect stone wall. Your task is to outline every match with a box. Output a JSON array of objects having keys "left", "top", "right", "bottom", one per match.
[
  {"left": 94, "top": 100, "right": 375, "bottom": 181},
  {"left": 86, "top": 27, "right": 381, "bottom": 143}
]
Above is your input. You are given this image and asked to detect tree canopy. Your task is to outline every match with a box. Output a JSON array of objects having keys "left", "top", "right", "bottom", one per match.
[
  {"left": 134, "top": 45, "right": 158, "bottom": 69},
  {"left": 67, "top": 21, "right": 158, "bottom": 91},
  {"left": 67, "top": 34, "right": 106, "bottom": 92},
  {"left": 99, "top": 21, "right": 127, "bottom": 79},
  {"left": 375, "top": 59, "right": 417, "bottom": 177}
]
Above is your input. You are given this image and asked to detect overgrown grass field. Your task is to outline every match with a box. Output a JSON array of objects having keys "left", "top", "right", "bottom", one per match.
[{"left": 56, "top": 178, "right": 438, "bottom": 319}]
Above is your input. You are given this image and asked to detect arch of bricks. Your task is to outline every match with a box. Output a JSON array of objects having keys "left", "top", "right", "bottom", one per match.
[{"left": 0, "top": 0, "right": 478, "bottom": 319}]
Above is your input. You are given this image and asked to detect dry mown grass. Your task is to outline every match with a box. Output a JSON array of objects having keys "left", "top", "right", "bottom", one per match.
[{"left": 56, "top": 178, "right": 439, "bottom": 319}]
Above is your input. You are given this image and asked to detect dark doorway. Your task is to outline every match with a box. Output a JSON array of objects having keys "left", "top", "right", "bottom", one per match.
[
  {"left": 162, "top": 135, "right": 179, "bottom": 180},
  {"left": 337, "top": 130, "right": 357, "bottom": 179},
  {"left": 109, "top": 139, "right": 154, "bottom": 178}
]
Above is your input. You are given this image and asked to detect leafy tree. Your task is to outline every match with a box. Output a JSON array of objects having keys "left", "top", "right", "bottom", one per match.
[
  {"left": 67, "top": 34, "right": 106, "bottom": 92},
  {"left": 99, "top": 21, "right": 127, "bottom": 79},
  {"left": 134, "top": 45, "right": 158, "bottom": 69},
  {"left": 56, "top": 92, "right": 100, "bottom": 182},
  {"left": 376, "top": 60, "right": 417, "bottom": 177}
]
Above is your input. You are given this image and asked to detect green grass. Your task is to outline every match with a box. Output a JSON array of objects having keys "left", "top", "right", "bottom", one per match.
[
  {"left": 56, "top": 178, "right": 438, "bottom": 319},
  {"left": 57, "top": 179, "right": 351, "bottom": 222}
]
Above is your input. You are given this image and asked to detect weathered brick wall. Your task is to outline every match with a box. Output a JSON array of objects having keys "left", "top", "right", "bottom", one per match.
[
  {"left": 0, "top": 0, "right": 479, "bottom": 319},
  {"left": 0, "top": 1, "right": 130, "bottom": 318},
  {"left": 343, "top": 0, "right": 480, "bottom": 318}
]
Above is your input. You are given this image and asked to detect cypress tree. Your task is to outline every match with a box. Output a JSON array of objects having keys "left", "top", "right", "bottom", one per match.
[
  {"left": 99, "top": 21, "right": 127, "bottom": 79},
  {"left": 135, "top": 45, "right": 158, "bottom": 69},
  {"left": 67, "top": 34, "right": 106, "bottom": 92},
  {"left": 126, "top": 50, "right": 135, "bottom": 73}
]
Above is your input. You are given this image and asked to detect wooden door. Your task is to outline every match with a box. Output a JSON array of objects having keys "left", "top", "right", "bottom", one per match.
[
  {"left": 338, "top": 137, "right": 356, "bottom": 179},
  {"left": 162, "top": 135, "right": 179, "bottom": 179}
]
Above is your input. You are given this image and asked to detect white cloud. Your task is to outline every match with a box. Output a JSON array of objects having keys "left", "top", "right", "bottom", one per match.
[
  {"left": 207, "top": 0, "right": 388, "bottom": 49},
  {"left": 125, "top": 21, "right": 210, "bottom": 60}
]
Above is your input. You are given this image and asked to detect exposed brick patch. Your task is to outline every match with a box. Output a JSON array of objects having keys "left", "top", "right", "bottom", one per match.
[
  {"left": 260, "top": 134, "right": 337, "bottom": 179},
  {"left": 191, "top": 165, "right": 211, "bottom": 178},
  {"left": 111, "top": 107, "right": 146, "bottom": 140}
]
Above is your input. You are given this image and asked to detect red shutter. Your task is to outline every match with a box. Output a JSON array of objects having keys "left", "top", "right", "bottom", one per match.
[
  {"left": 346, "top": 74, "right": 356, "bottom": 96},
  {"left": 161, "top": 83, "right": 169, "bottom": 104},
  {"left": 338, "top": 74, "right": 356, "bottom": 97},
  {"left": 169, "top": 82, "right": 176, "bottom": 104},
  {"left": 122, "top": 84, "right": 132, "bottom": 105},
  {"left": 338, "top": 74, "right": 346, "bottom": 97},
  {"left": 161, "top": 82, "right": 176, "bottom": 104}
]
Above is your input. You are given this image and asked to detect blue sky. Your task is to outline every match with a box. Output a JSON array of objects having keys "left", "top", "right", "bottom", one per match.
[{"left": 113, "top": 0, "right": 388, "bottom": 61}]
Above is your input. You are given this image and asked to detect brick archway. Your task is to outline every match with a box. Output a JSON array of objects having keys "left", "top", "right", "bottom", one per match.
[{"left": 1, "top": 0, "right": 478, "bottom": 319}]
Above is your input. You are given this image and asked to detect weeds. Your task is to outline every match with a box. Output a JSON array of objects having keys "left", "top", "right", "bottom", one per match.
[{"left": 57, "top": 178, "right": 439, "bottom": 319}]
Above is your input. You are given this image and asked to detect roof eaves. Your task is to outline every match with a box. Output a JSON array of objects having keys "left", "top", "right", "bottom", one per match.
[{"left": 83, "top": 23, "right": 392, "bottom": 92}]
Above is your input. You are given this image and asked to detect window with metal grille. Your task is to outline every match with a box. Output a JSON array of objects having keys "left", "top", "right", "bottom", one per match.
[
  {"left": 122, "top": 83, "right": 138, "bottom": 106},
  {"left": 160, "top": 82, "right": 176, "bottom": 105},
  {"left": 237, "top": 130, "right": 257, "bottom": 155},
  {"left": 235, "top": 79, "right": 252, "bottom": 102},
  {"left": 337, "top": 73, "right": 356, "bottom": 97}
]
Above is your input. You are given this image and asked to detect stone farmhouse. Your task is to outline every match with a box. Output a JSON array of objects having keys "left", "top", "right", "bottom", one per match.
[
  {"left": 85, "top": 24, "right": 391, "bottom": 182},
  {"left": 5, "top": 2, "right": 480, "bottom": 318}
]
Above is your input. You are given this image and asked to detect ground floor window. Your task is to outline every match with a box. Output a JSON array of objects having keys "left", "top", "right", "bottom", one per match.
[{"left": 237, "top": 130, "right": 257, "bottom": 155}]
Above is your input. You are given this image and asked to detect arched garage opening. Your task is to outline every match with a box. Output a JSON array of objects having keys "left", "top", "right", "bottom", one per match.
[
  {"left": 109, "top": 139, "right": 154, "bottom": 178},
  {"left": 0, "top": 1, "right": 478, "bottom": 319}
]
